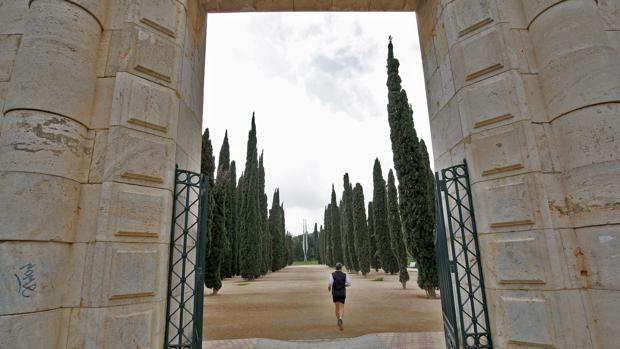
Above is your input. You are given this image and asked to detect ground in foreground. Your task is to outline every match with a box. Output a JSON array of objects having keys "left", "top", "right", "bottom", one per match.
[{"left": 203, "top": 265, "right": 443, "bottom": 341}]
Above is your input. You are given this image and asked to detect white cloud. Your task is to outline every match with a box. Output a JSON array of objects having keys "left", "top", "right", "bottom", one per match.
[{"left": 204, "top": 12, "right": 432, "bottom": 236}]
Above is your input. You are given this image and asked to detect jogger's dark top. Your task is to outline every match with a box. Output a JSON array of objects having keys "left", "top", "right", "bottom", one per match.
[{"left": 331, "top": 271, "right": 347, "bottom": 304}]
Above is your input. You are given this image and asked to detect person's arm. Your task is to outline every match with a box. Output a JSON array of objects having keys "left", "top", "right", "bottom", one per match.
[
  {"left": 345, "top": 273, "right": 352, "bottom": 287},
  {"left": 328, "top": 273, "right": 333, "bottom": 292}
]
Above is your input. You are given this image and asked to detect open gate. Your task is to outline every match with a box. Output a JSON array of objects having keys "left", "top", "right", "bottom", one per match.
[
  {"left": 164, "top": 167, "right": 209, "bottom": 349},
  {"left": 435, "top": 161, "right": 492, "bottom": 349}
]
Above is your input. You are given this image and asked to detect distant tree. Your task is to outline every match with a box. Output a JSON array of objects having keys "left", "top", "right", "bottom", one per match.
[
  {"left": 239, "top": 114, "right": 262, "bottom": 280},
  {"left": 373, "top": 159, "right": 399, "bottom": 274},
  {"left": 235, "top": 172, "right": 244, "bottom": 276},
  {"left": 258, "top": 152, "right": 270, "bottom": 275},
  {"left": 385, "top": 38, "right": 437, "bottom": 297},
  {"left": 329, "top": 186, "right": 344, "bottom": 265},
  {"left": 285, "top": 232, "right": 294, "bottom": 265},
  {"left": 352, "top": 184, "right": 371, "bottom": 276},
  {"left": 217, "top": 132, "right": 233, "bottom": 279},
  {"left": 342, "top": 174, "right": 359, "bottom": 272},
  {"left": 312, "top": 223, "right": 319, "bottom": 261},
  {"left": 280, "top": 203, "right": 287, "bottom": 269},
  {"left": 204, "top": 176, "right": 227, "bottom": 295},
  {"left": 269, "top": 189, "right": 284, "bottom": 272},
  {"left": 387, "top": 170, "right": 410, "bottom": 289},
  {"left": 323, "top": 205, "right": 333, "bottom": 266},
  {"left": 368, "top": 202, "right": 381, "bottom": 272},
  {"left": 229, "top": 161, "right": 239, "bottom": 276}
]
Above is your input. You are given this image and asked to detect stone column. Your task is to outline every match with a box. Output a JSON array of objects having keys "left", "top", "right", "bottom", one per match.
[
  {"left": 419, "top": 0, "right": 619, "bottom": 348},
  {"left": 0, "top": 1, "right": 101, "bottom": 347},
  {"left": 0, "top": 0, "right": 207, "bottom": 347}
]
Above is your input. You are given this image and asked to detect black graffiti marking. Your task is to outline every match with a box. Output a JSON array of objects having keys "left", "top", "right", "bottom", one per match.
[{"left": 15, "top": 263, "right": 37, "bottom": 298}]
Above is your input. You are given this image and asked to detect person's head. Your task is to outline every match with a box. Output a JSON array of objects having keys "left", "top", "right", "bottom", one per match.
[{"left": 335, "top": 262, "right": 343, "bottom": 270}]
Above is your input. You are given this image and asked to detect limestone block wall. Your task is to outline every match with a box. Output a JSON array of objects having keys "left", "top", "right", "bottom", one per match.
[
  {"left": 0, "top": 1, "right": 205, "bottom": 348},
  {"left": 417, "top": 0, "right": 620, "bottom": 348}
]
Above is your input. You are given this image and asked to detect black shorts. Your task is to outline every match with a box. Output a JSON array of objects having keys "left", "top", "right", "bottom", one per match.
[{"left": 332, "top": 295, "right": 346, "bottom": 304}]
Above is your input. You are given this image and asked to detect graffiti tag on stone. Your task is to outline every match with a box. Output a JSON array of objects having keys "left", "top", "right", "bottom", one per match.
[{"left": 14, "top": 263, "right": 37, "bottom": 298}]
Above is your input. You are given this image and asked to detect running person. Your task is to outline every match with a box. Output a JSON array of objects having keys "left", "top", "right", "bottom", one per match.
[{"left": 328, "top": 262, "right": 351, "bottom": 331}]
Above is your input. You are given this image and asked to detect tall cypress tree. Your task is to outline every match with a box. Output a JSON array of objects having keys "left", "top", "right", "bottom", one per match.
[
  {"left": 319, "top": 225, "right": 325, "bottom": 265},
  {"left": 312, "top": 223, "right": 319, "bottom": 262},
  {"left": 386, "top": 38, "right": 437, "bottom": 296},
  {"left": 269, "top": 189, "right": 284, "bottom": 271},
  {"left": 205, "top": 176, "right": 227, "bottom": 294},
  {"left": 368, "top": 202, "right": 381, "bottom": 272},
  {"left": 387, "top": 169, "right": 410, "bottom": 289},
  {"left": 217, "top": 132, "right": 233, "bottom": 279},
  {"left": 280, "top": 203, "right": 287, "bottom": 269},
  {"left": 342, "top": 174, "right": 359, "bottom": 272},
  {"left": 235, "top": 172, "right": 244, "bottom": 276},
  {"left": 258, "top": 152, "right": 270, "bottom": 275},
  {"left": 201, "top": 129, "right": 215, "bottom": 187},
  {"left": 352, "top": 184, "right": 371, "bottom": 276},
  {"left": 373, "top": 159, "right": 399, "bottom": 274},
  {"left": 330, "top": 186, "right": 344, "bottom": 265},
  {"left": 323, "top": 206, "right": 332, "bottom": 266},
  {"left": 240, "top": 114, "right": 262, "bottom": 280},
  {"left": 229, "top": 161, "right": 239, "bottom": 276},
  {"left": 415, "top": 141, "right": 437, "bottom": 294}
]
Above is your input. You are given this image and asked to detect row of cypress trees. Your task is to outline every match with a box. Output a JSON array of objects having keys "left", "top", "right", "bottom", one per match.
[
  {"left": 317, "top": 38, "right": 438, "bottom": 296},
  {"left": 201, "top": 114, "right": 291, "bottom": 295},
  {"left": 317, "top": 161, "right": 410, "bottom": 289}
]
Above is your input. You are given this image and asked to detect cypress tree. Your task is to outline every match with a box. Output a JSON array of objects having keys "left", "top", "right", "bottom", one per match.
[
  {"left": 285, "top": 232, "right": 294, "bottom": 265},
  {"left": 269, "top": 189, "right": 284, "bottom": 271},
  {"left": 235, "top": 172, "right": 244, "bottom": 276},
  {"left": 229, "top": 161, "right": 238, "bottom": 277},
  {"left": 330, "top": 187, "right": 344, "bottom": 265},
  {"left": 373, "top": 159, "right": 399, "bottom": 274},
  {"left": 204, "top": 176, "right": 227, "bottom": 294},
  {"left": 352, "top": 184, "right": 371, "bottom": 276},
  {"left": 217, "top": 132, "right": 233, "bottom": 279},
  {"left": 388, "top": 169, "right": 410, "bottom": 289},
  {"left": 280, "top": 203, "right": 287, "bottom": 269},
  {"left": 319, "top": 225, "right": 325, "bottom": 265},
  {"left": 368, "top": 202, "right": 381, "bottom": 272},
  {"left": 323, "top": 206, "right": 332, "bottom": 266},
  {"left": 342, "top": 174, "right": 359, "bottom": 272},
  {"left": 415, "top": 141, "right": 438, "bottom": 294},
  {"left": 386, "top": 38, "right": 438, "bottom": 296},
  {"left": 201, "top": 128, "right": 215, "bottom": 187},
  {"left": 240, "top": 114, "right": 262, "bottom": 280},
  {"left": 258, "top": 152, "right": 270, "bottom": 275},
  {"left": 312, "top": 223, "right": 319, "bottom": 261}
]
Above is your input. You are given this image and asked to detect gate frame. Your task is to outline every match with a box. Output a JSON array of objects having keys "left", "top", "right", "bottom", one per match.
[
  {"left": 436, "top": 161, "right": 493, "bottom": 349},
  {"left": 164, "top": 166, "right": 209, "bottom": 349}
]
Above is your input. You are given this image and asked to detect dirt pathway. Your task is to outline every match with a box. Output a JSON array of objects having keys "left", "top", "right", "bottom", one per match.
[{"left": 203, "top": 265, "right": 443, "bottom": 341}]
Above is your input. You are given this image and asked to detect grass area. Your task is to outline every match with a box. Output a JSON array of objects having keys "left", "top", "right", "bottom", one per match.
[
  {"left": 292, "top": 259, "right": 319, "bottom": 265},
  {"left": 371, "top": 277, "right": 384, "bottom": 282}
]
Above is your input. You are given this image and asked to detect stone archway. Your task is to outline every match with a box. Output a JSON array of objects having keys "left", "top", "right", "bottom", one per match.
[{"left": 0, "top": 1, "right": 618, "bottom": 348}]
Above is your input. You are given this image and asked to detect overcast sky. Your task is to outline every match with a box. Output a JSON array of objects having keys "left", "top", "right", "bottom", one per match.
[{"left": 204, "top": 12, "right": 432, "bottom": 236}]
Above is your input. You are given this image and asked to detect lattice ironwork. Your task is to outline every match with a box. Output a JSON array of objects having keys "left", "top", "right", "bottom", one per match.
[
  {"left": 436, "top": 161, "right": 492, "bottom": 349},
  {"left": 435, "top": 170, "right": 459, "bottom": 349},
  {"left": 164, "top": 167, "right": 208, "bottom": 349}
]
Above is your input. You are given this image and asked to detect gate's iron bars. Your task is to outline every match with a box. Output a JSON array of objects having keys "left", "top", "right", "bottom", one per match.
[
  {"left": 437, "top": 161, "right": 492, "bottom": 349},
  {"left": 165, "top": 167, "right": 208, "bottom": 349},
  {"left": 435, "top": 172, "right": 459, "bottom": 349}
]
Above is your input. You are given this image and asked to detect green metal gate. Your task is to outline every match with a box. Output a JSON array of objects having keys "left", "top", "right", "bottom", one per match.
[
  {"left": 164, "top": 167, "right": 209, "bottom": 349},
  {"left": 435, "top": 161, "right": 492, "bottom": 349}
]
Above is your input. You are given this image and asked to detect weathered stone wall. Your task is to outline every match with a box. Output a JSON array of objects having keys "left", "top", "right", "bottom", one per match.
[
  {"left": 0, "top": 0, "right": 205, "bottom": 347},
  {"left": 418, "top": 0, "right": 620, "bottom": 348},
  {"left": 1, "top": 0, "right": 618, "bottom": 348}
]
